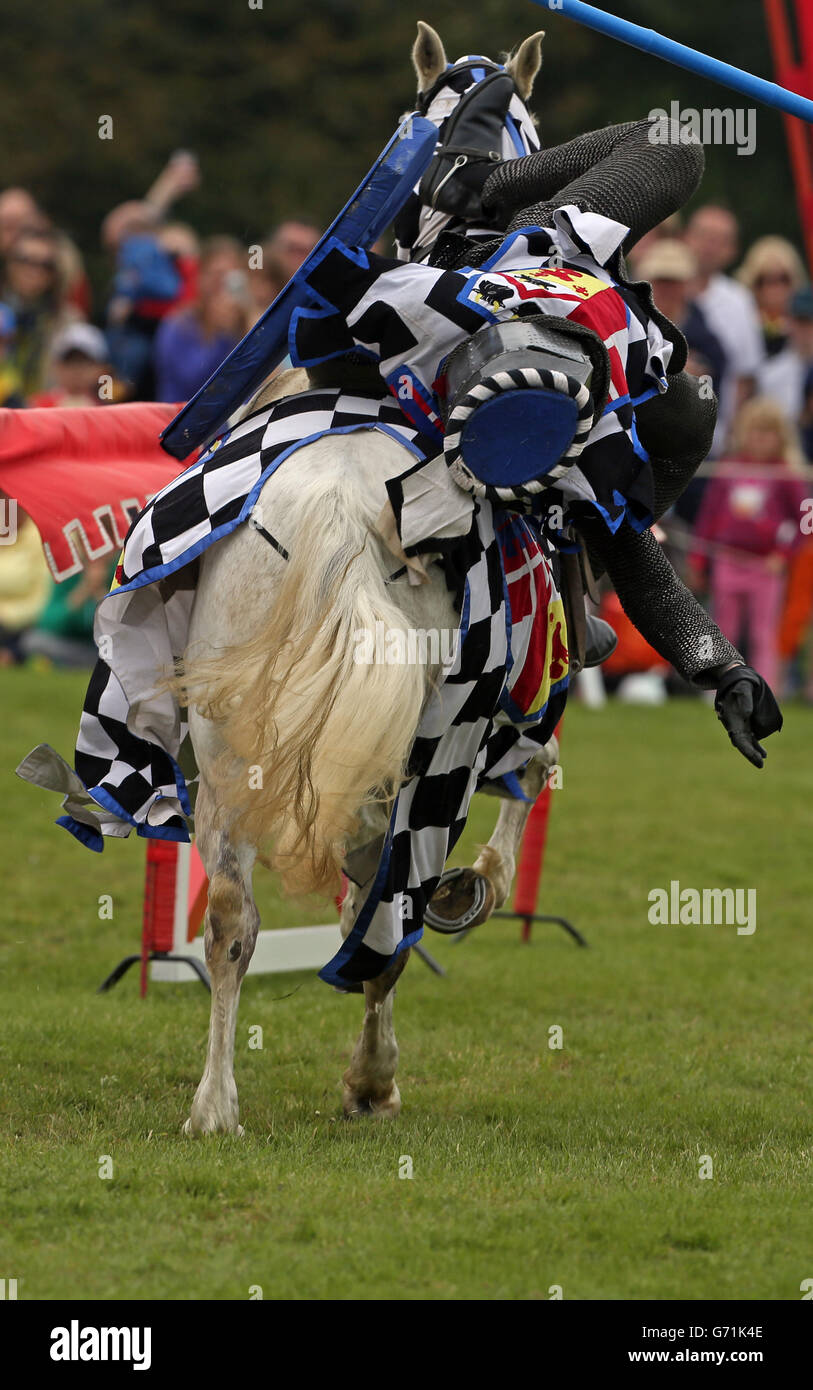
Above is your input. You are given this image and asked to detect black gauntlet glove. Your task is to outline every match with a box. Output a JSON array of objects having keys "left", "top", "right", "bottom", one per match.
[{"left": 714, "top": 664, "right": 783, "bottom": 770}]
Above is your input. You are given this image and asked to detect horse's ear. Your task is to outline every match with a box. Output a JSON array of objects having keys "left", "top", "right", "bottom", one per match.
[
  {"left": 505, "top": 30, "right": 545, "bottom": 100},
  {"left": 412, "top": 20, "right": 448, "bottom": 93}
]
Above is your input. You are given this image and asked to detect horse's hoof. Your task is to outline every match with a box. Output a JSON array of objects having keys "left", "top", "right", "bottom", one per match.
[
  {"left": 342, "top": 1082, "right": 401, "bottom": 1119},
  {"left": 424, "top": 867, "right": 496, "bottom": 933},
  {"left": 182, "top": 1116, "right": 244, "bottom": 1138}
]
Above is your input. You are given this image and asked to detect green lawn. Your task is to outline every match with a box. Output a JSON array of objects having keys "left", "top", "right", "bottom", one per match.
[{"left": 1, "top": 666, "right": 811, "bottom": 1301}]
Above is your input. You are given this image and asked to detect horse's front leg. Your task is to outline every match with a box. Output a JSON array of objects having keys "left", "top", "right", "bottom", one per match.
[
  {"left": 339, "top": 845, "right": 408, "bottom": 1119},
  {"left": 341, "top": 950, "right": 410, "bottom": 1119},
  {"left": 183, "top": 780, "right": 259, "bottom": 1137},
  {"left": 472, "top": 736, "right": 559, "bottom": 907}
]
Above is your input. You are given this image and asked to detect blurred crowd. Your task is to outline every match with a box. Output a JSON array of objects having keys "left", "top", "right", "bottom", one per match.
[
  {"left": 1, "top": 161, "right": 812, "bottom": 700},
  {"left": 0, "top": 154, "right": 319, "bottom": 668}
]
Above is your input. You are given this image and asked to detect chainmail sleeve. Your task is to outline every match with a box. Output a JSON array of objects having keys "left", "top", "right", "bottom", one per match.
[
  {"left": 580, "top": 521, "right": 743, "bottom": 688},
  {"left": 433, "top": 119, "right": 704, "bottom": 371},
  {"left": 482, "top": 119, "right": 705, "bottom": 250}
]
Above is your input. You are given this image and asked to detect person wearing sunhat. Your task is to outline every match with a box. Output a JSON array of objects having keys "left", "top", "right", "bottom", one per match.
[
  {"left": 29, "top": 322, "right": 111, "bottom": 409},
  {"left": 636, "top": 238, "right": 726, "bottom": 402},
  {"left": 760, "top": 286, "right": 813, "bottom": 433}
]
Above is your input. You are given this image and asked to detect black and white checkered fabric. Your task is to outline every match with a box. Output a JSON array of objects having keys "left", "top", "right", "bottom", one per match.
[
  {"left": 321, "top": 501, "right": 567, "bottom": 989},
  {"left": 18, "top": 391, "right": 429, "bottom": 852},
  {"left": 18, "top": 388, "right": 567, "bottom": 989},
  {"left": 292, "top": 210, "right": 673, "bottom": 535}
]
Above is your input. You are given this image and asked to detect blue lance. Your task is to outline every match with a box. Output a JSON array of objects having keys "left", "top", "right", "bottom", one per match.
[{"left": 530, "top": 0, "right": 813, "bottom": 124}]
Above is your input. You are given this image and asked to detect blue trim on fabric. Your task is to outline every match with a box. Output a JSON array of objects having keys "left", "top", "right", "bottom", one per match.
[
  {"left": 136, "top": 820, "right": 190, "bottom": 843},
  {"left": 505, "top": 113, "right": 528, "bottom": 158},
  {"left": 287, "top": 237, "right": 373, "bottom": 368},
  {"left": 169, "top": 757, "right": 193, "bottom": 818},
  {"left": 56, "top": 815, "right": 104, "bottom": 852},
  {"left": 289, "top": 305, "right": 380, "bottom": 369},
  {"left": 611, "top": 487, "right": 653, "bottom": 534},
  {"left": 384, "top": 368, "right": 443, "bottom": 439},
  {"left": 87, "top": 784, "right": 138, "bottom": 827},
  {"left": 113, "top": 424, "right": 428, "bottom": 597},
  {"left": 86, "top": 783, "right": 190, "bottom": 844},
  {"left": 630, "top": 385, "right": 661, "bottom": 408},
  {"left": 500, "top": 770, "right": 532, "bottom": 802},
  {"left": 318, "top": 805, "right": 402, "bottom": 986},
  {"left": 458, "top": 575, "right": 471, "bottom": 647},
  {"left": 471, "top": 66, "right": 486, "bottom": 82},
  {"left": 629, "top": 412, "right": 651, "bottom": 465},
  {"left": 456, "top": 272, "right": 502, "bottom": 325},
  {"left": 602, "top": 393, "right": 631, "bottom": 416},
  {"left": 475, "top": 226, "right": 548, "bottom": 272},
  {"left": 495, "top": 520, "right": 515, "bottom": 687},
  {"left": 498, "top": 672, "right": 570, "bottom": 727}
]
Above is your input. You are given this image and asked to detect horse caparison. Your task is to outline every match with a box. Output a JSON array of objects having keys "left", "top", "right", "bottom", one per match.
[{"left": 173, "top": 27, "right": 556, "bottom": 1134}]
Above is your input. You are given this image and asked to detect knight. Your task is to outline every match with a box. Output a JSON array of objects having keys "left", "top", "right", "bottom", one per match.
[
  {"left": 15, "top": 24, "right": 782, "bottom": 981},
  {"left": 291, "top": 22, "right": 783, "bottom": 768}
]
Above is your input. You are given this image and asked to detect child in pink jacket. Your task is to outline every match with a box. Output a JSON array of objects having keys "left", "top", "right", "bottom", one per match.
[{"left": 690, "top": 398, "right": 810, "bottom": 690}]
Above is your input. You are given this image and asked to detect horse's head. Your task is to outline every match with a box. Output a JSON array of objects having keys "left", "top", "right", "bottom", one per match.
[
  {"left": 395, "top": 21, "right": 545, "bottom": 260},
  {"left": 412, "top": 20, "right": 544, "bottom": 104}
]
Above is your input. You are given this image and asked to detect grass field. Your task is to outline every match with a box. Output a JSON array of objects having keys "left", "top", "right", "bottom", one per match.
[{"left": 1, "top": 665, "right": 811, "bottom": 1301}]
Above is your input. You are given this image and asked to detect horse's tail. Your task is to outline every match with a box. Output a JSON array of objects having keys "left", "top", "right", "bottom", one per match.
[{"left": 175, "top": 449, "right": 429, "bottom": 898}]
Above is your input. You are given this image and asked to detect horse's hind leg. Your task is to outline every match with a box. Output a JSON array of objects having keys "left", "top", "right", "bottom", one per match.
[
  {"left": 425, "top": 737, "right": 559, "bottom": 931},
  {"left": 183, "top": 778, "right": 259, "bottom": 1137}
]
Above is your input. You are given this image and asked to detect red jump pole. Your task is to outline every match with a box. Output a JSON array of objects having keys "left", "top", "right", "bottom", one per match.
[{"left": 514, "top": 783, "right": 555, "bottom": 942}]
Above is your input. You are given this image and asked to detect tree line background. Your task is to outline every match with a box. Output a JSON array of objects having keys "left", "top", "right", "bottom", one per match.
[{"left": 1, "top": 0, "right": 802, "bottom": 296}]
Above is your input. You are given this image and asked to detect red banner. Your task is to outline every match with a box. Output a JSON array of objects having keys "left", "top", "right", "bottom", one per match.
[{"left": 0, "top": 404, "right": 193, "bottom": 580}]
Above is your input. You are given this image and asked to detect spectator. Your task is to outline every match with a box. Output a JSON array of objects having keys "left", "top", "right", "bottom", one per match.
[
  {"left": 689, "top": 397, "right": 809, "bottom": 691},
  {"left": 22, "top": 558, "right": 113, "bottom": 668},
  {"left": 685, "top": 206, "right": 765, "bottom": 453},
  {"left": 737, "top": 235, "right": 807, "bottom": 358},
  {"left": 637, "top": 240, "right": 727, "bottom": 529},
  {"left": 1, "top": 226, "right": 77, "bottom": 396},
  {"left": 265, "top": 219, "right": 320, "bottom": 284},
  {"left": 153, "top": 236, "right": 248, "bottom": 402},
  {"left": 158, "top": 222, "right": 201, "bottom": 309},
  {"left": 29, "top": 322, "right": 110, "bottom": 409},
  {"left": 760, "top": 287, "right": 813, "bottom": 432},
  {"left": 625, "top": 213, "right": 684, "bottom": 276},
  {"left": 0, "top": 303, "right": 25, "bottom": 406},
  {"left": 0, "top": 187, "right": 48, "bottom": 257},
  {"left": 55, "top": 231, "right": 93, "bottom": 320},
  {"left": 247, "top": 240, "right": 285, "bottom": 326},
  {"left": 101, "top": 155, "right": 201, "bottom": 399},
  {"left": 0, "top": 510, "right": 52, "bottom": 665},
  {"left": 637, "top": 239, "right": 727, "bottom": 399},
  {"left": 103, "top": 201, "right": 181, "bottom": 399}
]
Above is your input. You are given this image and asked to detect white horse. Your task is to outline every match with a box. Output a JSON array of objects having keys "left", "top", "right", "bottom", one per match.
[{"left": 176, "top": 25, "right": 556, "bottom": 1134}]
